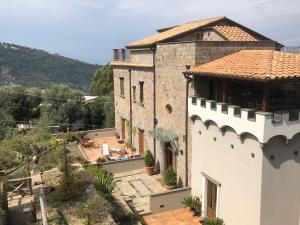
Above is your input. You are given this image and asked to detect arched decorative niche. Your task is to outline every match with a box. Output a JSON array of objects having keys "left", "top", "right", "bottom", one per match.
[
  {"left": 240, "top": 132, "right": 260, "bottom": 144},
  {"left": 203, "top": 120, "right": 218, "bottom": 130},
  {"left": 190, "top": 115, "right": 202, "bottom": 123},
  {"left": 266, "top": 135, "right": 288, "bottom": 145},
  {"left": 220, "top": 125, "right": 237, "bottom": 136}
]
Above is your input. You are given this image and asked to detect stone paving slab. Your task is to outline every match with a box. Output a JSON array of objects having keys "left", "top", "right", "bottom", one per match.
[{"left": 114, "top": 169, "right": 166, "bottom": 214}]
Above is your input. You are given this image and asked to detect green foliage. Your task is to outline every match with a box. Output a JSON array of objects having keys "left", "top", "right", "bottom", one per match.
[
  {"left": 0, "top": 42, "right": 100, "bottom": 90},
  {"left": 96, "top": 157, "right": 107, "bottom": 164},
  {"left": 0, "top": 85, "right": 42, "bottom": 124},
  {"left": 59, "top": 132, "right": 81, "bottom": 143},
  {"left": 87, "top": 167, "right": 116, "bottom": 194},
  {"left": 202, "top": 217, "right": 225, "bottom": 225},
  {"left": 55, "top": 146, "right": 78, "bottom": 201},
  {"left": 0, "top": 146, "right": 18, "bottom": 171},
  {"left": 79, "top": 195, "right": 112, "bottom": 225},
  {"left": 182, "top": 196, "right": 201, "bottom": 212},
  {"left": 164, "top": 166, "right": 177, "bottom": 187},
  {"left": 40, "top": 85, "right": 86, "bottom": 130},
  {"left": 144, "top": 150, "right": 155, "bottom": 167},
  {"left": 90, "top": 64, "right": 113, "bottom": 96}
]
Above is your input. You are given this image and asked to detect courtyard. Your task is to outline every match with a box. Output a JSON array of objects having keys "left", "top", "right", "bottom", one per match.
[{"left": 114, "top": 168, "right": 166, "bottom": 215}]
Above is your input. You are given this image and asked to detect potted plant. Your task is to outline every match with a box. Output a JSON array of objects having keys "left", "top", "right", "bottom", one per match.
[
  {"left": 164, "top": 166, "right": 177, "bottom": 189},
  {"left": 182, "top": 196, "right": 201, "bottom": 216},
  {"left": 202, "top": 217, "right": 225, "bottom": 225},
  {"left": 144, "top": 150, "right": 155, "bottom": 175}
]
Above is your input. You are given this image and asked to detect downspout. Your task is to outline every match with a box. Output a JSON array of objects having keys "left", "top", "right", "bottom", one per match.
[
  {"left": 129, "top": 69, "right": 133, "bottom": 147},
  {"left": 151, "top": 47, "right": 157, "bottom": 161},
  {"left": 183, "top": 67, "right": 192, "bottom": 187}
]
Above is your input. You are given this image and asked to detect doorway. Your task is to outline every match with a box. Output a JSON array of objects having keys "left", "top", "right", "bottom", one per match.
[
  {"left": 207, "top": 179, "right": 217, "bottom": 218},
  {"left": 138, "top": 129, "right": 144, "bottom": 155},
  {"left": 121, "top": 118, "right": 126, "bottom": 140},
  {"left": 165, "top": 142, "right": 173, "bottom": 169}
]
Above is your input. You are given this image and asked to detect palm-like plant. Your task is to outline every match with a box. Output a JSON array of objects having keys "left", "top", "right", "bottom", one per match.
[
  {"left": 182, "top": 196, "right": 201, "bottom": 214},
  {"left": 202, "top": 217, "right": 225, "bottom": 225}
]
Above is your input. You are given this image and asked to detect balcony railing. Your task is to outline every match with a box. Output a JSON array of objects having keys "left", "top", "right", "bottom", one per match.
[
  {"left": 189, "top": 97, "right": 300, "bottom": 143},
  {"left": 112, "top": 48, "right": 130, "bottom": 61}
]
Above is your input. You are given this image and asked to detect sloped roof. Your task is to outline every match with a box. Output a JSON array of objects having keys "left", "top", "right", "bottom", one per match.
[
  {"left": 126, "top": 16, "right": 226, "bottom": 48},
  {"left": 188, "top": 50, "right": 300, "bottom": 80},
  {"left": 213, "top": 26, "right": 258, "bottom": 41}
]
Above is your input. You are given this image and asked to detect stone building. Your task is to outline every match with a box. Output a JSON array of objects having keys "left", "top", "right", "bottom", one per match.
[
  {"left": 111, "top": 16, "right": 281, "bottom": 187},
  {"left": 187, "top": 50, "right": 300, "bottom": 225}
]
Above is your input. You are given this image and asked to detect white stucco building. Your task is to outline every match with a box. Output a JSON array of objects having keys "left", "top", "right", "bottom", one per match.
[{"left": 186, "top": 50, "right": 300, "bottom": 225}]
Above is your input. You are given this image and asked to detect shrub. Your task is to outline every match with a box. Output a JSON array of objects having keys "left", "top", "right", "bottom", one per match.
[
  {"left": 144, "top": 150, "right": 154, "bottom": 167},
  {"left": 202, "top": 217, "right": 225, "bottom": 225},
  {"left": 87, "top": 167, "right": 116, "bottom": 194},
  {"left": 164, "top": 166, "right": 177, "bottom": 186},
  {"left": 182, "top": 196, "right": 201, "bottom": 213},
  {"left": 96, "top": 157, "right": 107, "bottom": 164}
]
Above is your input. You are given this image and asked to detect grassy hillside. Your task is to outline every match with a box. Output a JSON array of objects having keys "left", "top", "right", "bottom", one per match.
[{"left": 0, "top": 42, "right": 101, "bottom": 90}]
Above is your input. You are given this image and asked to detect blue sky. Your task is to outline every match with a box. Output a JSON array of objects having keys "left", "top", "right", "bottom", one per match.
[{"left": 0, "top": 0, "right": 299, "bottom": 64}]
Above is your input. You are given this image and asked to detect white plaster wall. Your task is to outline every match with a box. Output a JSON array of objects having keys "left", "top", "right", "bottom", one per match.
[
  {"left": 260, "top": 134, "right": 300, "bottom": 225},
  {"left": 191, "top": 119, "right": 263, "bottom": 225},
  {"left": 189, "top": 97, "right": 300, "bottom": 143}
]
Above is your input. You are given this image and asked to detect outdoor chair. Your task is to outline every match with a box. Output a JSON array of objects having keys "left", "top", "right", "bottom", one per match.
[{"left": 103, "top": 143, "right": 110, "bottom": 157}]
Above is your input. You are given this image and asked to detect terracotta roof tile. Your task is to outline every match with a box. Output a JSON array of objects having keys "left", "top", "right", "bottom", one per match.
[
  {"left": 126, "top": 16, "right": 225, "bottom": 48},
  {"left": 213, "top": 26, "right": 258, "bottom": 41},
  {"left": 188, "top": 50, "right": 300, "bottom": 80},
  {"left": 110, "top": 61, "right": 153, "bottom": 69}
]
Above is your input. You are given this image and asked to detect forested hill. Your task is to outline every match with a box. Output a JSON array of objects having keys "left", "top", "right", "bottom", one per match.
[{"left": 0, "top": 42, "right": 101, "bottom": 90}]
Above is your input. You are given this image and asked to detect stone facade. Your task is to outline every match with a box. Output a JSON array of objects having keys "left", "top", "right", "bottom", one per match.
[{"left": 112, "top": 21, "right": 279, "bottom": 187}]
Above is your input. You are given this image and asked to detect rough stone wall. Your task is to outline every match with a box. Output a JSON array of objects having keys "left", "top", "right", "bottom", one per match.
[
  {"left": 195, "top": 41, "right": 278, "bottom": 65},
  {"left": 131, "top": 68, "right": 154, "bottom": 154},
  {"left": 130, "top": 50, "right": 154, "bottom": 65},
  {"left": 113, "top": 50, "right": 154, "bottom": 155},
  {"left": 155, "top": 42, "right": 197, "bottom": 186},
  {"left": 113, "top": 68, "right": 130, "bottom": 141}
]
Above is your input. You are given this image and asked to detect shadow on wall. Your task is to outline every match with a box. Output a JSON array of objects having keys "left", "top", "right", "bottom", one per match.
[{"left": 263, "top": 133, "right": 300, "bottom": 169}]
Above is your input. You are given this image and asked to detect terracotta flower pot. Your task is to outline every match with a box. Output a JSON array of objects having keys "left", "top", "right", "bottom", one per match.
[{"left": 145, "top": 166, "right": 155, "bottom": 176}]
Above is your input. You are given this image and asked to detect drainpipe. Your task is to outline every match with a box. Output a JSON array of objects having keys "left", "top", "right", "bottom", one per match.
[
  {"left": 183, "top": 66, "right": 192, "bottom": 187},
  {"left": 151, "top": 47, "right": 157, "bottom": 161},
  {"left": 129, "top": 69, "right": 133, "bottom": 147}
]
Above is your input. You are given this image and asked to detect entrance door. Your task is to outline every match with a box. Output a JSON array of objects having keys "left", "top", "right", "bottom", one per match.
[
  {"left": 165, "top": 142, "right": 173, "bottom": 169},
  {"left": 121, "top": 118, "right": 126, "bottom": 140},
  {"left": 207, "top": 180, "right": 217, "bottom": 218},
  {"left": 138, "top": 129, "right": 144, "bottom": 155}
]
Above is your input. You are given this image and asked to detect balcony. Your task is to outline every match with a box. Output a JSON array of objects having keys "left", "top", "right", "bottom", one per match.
[
  {"left": 112, "top": 48, "right": 130, "bottom": 61},
  {"left": 188, "top": 97, "right": 300, "bottom": 144}
]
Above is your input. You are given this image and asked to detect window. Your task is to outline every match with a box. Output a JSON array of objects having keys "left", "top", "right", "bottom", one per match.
[
  {"left": 120, "top": 77, "right": 125, "bottom": 97},
  {"left": 132, "top": 86, "right": 136, "bottom": 102},
  {"left": 139, "top": 81, "right": 144, "bottom": 104}
]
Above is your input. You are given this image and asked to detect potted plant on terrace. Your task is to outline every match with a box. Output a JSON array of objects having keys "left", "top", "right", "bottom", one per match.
[
  {"left": 202, "top": 217, "right": 225, "bottom": 225},
  {"left": 164, "top": 166, "right": 177, "bottom": 189},
  {"left": 144, "top": 150, "right": 155, "bottom": 175},
  {"left": 182, "top": 196, "right": 201, "bottom": 216}
]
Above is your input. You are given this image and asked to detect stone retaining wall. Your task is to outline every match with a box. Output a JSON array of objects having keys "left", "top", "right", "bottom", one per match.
[
  {"left": 149, "top": 187, "right": 191, "bottom": 214},
  {"left": 86, "top": 157, "right": 145, "bottom": 174}
]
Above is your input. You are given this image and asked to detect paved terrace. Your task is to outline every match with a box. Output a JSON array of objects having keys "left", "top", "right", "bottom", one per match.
[
  {"left": 114, "top": 169, "right": 167, "bottom": 215},
  {"left": 80, "top": 129, "right": 137, "bottom": 163}
]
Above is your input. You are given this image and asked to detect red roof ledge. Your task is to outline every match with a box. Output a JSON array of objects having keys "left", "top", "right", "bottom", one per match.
[{"left": 186, "top": 50, "right": 300, "bottom": 81}]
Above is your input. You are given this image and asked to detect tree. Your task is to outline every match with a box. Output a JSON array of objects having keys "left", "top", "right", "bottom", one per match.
[
  {"left": 90, "top": 64, "right": 113, "bottom": 96},
  {"left": 40, "top": 85, "right": 86, "bottom": 131}
]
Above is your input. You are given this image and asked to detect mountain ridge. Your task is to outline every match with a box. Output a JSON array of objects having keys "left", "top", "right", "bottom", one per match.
[{"left": 0, "top": 42, "right": 101, "bottom": 90}]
